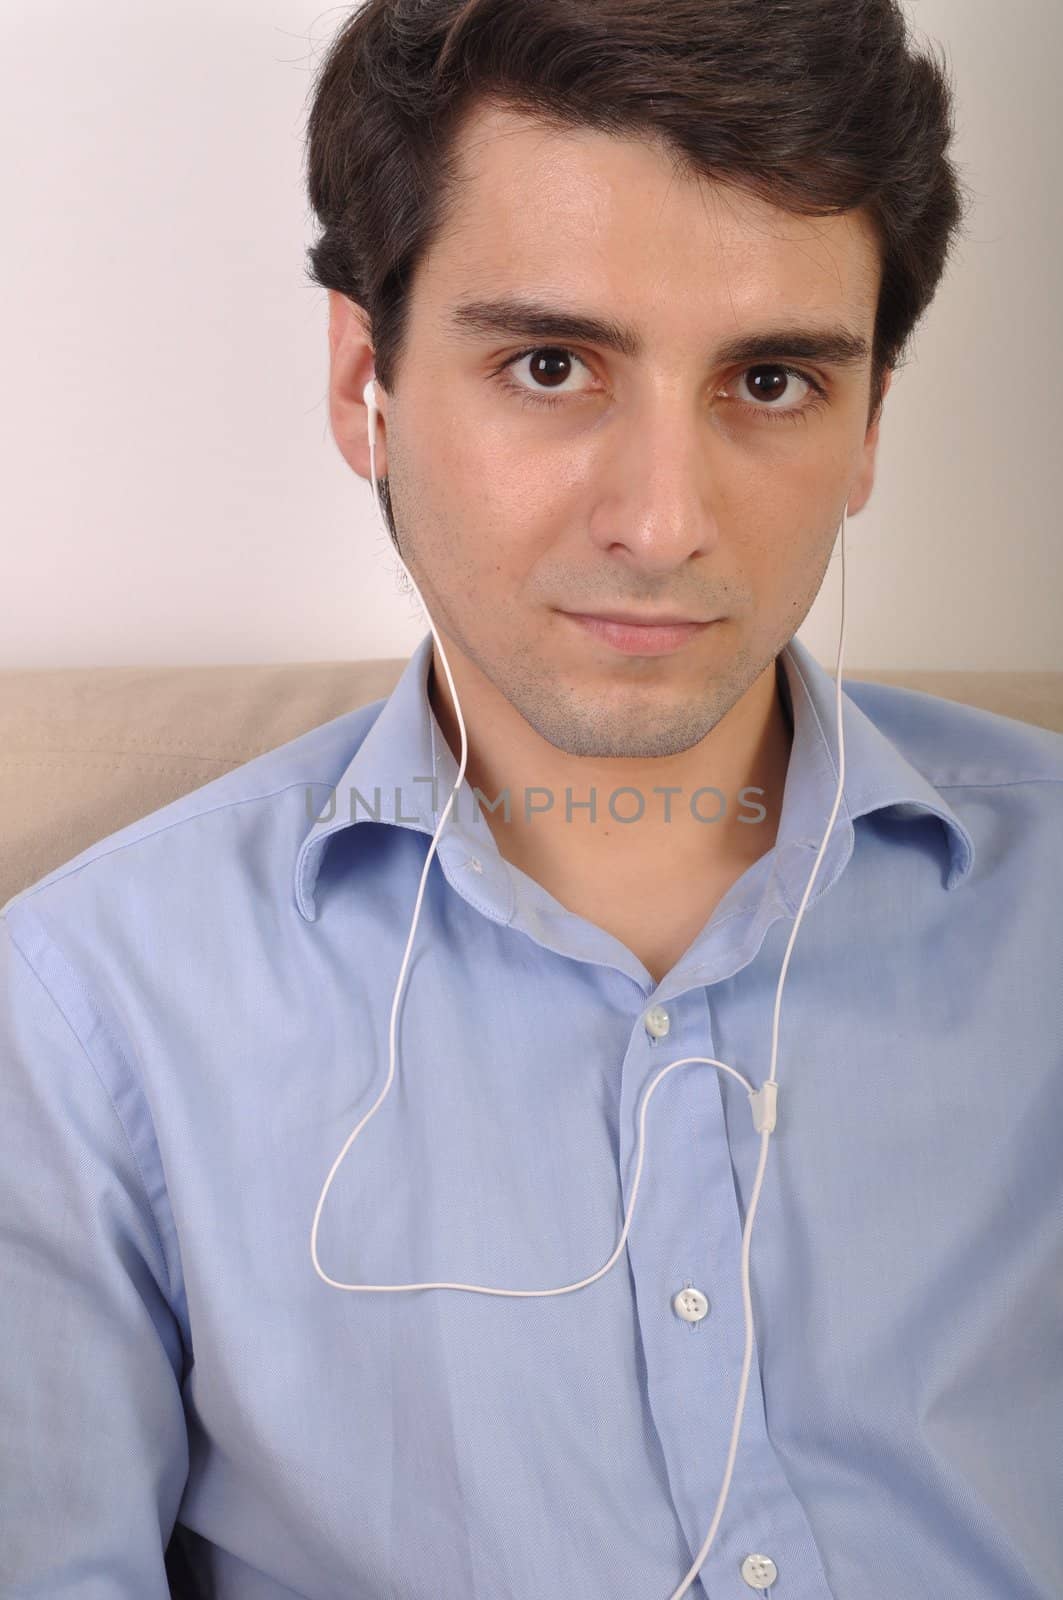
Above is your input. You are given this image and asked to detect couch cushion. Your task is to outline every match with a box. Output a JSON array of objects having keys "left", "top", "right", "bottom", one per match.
[
  {"left": 1, "top": 659, "right": 1060, "bottom": 913},
  {"left": 0, "top": 660, "right": 406, "bottom": 913}
]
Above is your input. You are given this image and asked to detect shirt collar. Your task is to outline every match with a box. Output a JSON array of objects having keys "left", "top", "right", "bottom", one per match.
[{"left": 295, "top": 630, "right": 975, "bottom": 923}]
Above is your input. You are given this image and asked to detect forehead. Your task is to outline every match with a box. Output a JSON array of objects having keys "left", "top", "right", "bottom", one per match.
[{"left": 423, "top": 100, "right": 881, "bottom": 328}]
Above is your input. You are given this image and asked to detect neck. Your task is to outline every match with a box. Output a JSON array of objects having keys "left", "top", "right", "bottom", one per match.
[{"left": 427, "top": 644, "right": 794, "bottom": 890}]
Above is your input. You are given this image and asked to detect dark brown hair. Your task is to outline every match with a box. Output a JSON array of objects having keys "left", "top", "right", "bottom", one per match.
[{"left": 303, "top": 0, "right": 972, "bottom": 538}]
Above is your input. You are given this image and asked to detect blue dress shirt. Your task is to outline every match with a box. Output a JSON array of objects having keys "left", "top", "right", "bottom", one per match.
[{"left": 2, "top": 630, "right": 1062, "bottom": 1600}]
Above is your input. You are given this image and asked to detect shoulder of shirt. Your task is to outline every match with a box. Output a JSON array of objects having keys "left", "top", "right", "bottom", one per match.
[
  {"left": 841, "top": 675, "right": 1063, "bottom": 791},
  {"left": 1, "top": 694, "right": 390, "bottom": 922}
]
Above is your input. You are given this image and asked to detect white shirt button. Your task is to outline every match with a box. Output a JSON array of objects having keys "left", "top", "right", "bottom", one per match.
[
  {"left": 671, "top": 1286, "right": 709, "bottom": 1323},
  {"left": 740, "top": 1553, "right": 779, "bottom": 1589},
  {"left": 643, "top": 1004, "right": 671, "bottom": 1040}
]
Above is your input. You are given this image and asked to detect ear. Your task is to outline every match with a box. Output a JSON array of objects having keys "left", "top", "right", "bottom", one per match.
[
  {"left": 327, "top": 289, "right": 388, "bottom": 481},
  {"left": 846, "top": 368, "right": 893, "bottom": 516}
]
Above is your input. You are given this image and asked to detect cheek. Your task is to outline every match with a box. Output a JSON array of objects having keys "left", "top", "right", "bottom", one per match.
[
  {"left": 736, "top": 440, "right": 852, "bottom": 553},
  {"left": 773, "top": 526, "right": 842, "bottom": 630},
  {"left": 411, "top": 419, "right": 537, "bottom": 558},
  {"left": 728, "top": 496, "right": 840, "bottom": 620}
]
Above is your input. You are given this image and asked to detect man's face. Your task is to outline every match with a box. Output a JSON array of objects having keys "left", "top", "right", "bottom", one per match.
[{"left": 353, "top": 101, "right": 888, "bottom": 761}]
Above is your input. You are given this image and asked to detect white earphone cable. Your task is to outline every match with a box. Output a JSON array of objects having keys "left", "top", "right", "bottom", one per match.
[{"left": 309, "top": 378, "right": 849, "bottom": 1599}]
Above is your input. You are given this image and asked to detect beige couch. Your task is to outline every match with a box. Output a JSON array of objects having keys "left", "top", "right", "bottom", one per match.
[{"left": 2, "top": 657, "right": 1062, "bottom": 914}]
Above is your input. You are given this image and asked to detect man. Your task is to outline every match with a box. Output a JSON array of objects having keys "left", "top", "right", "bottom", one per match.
[{"left": 3, "top": 22, "right": 1062, "bottom": 1600}]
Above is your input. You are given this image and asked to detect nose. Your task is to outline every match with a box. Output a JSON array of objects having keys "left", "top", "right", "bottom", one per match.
[{"left": 586, "top": 398, "right": 723, "bottom": 571}]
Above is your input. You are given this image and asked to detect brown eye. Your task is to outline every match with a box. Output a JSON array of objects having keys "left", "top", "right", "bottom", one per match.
[
  {"left": 743, "top": 366, "right": 809, "bottom": 406},
  {"left": 525, "top": 349, "right": 573, "bottom": 388},
  {"left": 495, "top": 346, "right": 594, "bottom": 410}
]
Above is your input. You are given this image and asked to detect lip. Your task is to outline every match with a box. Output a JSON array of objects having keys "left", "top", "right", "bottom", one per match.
[
  {"left": 576, "top": 610, "right": 707, "bottom": 625},
  {"left": 561, "top": 610, "right": 717, "bottom": 656}
]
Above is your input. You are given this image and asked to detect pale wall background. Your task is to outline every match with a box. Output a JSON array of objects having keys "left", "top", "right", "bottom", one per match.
[{"left": 1, "top": 0, "right": 1059, "bottom": 671}]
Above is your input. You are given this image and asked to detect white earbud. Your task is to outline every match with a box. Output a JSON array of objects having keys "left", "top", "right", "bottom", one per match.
[{"left": 363, "top": 378, "right": 376, "bottom": 412}]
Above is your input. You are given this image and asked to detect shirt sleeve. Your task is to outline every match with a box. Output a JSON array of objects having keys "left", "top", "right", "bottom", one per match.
[{"left": 0, "top": 909, "right": 190, "bottom": 1597}]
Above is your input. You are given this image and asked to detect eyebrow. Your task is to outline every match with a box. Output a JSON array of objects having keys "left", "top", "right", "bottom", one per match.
[{"left": 446, "top": 295, "right": 871, "bottom": 370}]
